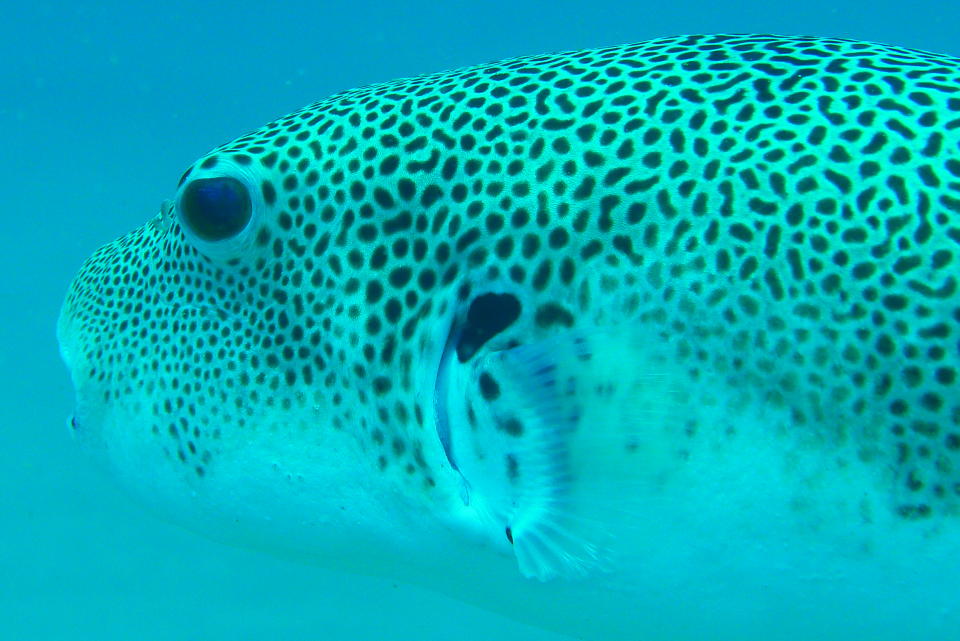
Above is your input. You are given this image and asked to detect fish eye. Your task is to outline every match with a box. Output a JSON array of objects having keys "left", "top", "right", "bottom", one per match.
[{"left": 178, "top": 176, "right": 252, "bottom": 242}]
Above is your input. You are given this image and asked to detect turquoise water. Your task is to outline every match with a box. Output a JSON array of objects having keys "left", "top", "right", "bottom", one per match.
[{"left": 5, "top": 1, "right": 960, "bottom": 639}]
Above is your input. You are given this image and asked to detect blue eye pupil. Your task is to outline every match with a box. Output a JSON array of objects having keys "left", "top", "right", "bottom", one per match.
[{"left": 180, "top": 177, "right": 252, "bottom": 241}]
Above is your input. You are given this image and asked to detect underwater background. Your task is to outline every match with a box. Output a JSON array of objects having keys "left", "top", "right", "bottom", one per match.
[{"left": 4, "top": 1, "right": 960, "bottom": 639}]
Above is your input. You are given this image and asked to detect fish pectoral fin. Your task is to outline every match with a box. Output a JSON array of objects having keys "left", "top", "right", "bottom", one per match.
[
  {"left": 453, "top": 328, "right": 683, "bottom": 581},
  {"left": 485, "top": 336, "right": 605, "bottom": 581}
]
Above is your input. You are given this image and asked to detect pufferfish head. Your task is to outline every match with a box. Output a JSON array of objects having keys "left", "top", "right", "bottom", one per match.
[{"left": 55, "top": 85, "right": 518, "bottom": 567}]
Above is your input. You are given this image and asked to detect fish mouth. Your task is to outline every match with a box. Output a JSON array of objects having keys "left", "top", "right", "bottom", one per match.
[
  {"left": 64, "top": 412, "right": 102, "bottom": 456},
  {"left": 60, "top": 391, "right": 106, "bottom": 459},
  {"left": 58, "top": 311, "right": 81, "bottom": 441},
  {"left": 60, "top": 384, "right": 101, "bottom": 453},
  {"left": 58, "top": 277, "right": 105, "bottom": 455}
]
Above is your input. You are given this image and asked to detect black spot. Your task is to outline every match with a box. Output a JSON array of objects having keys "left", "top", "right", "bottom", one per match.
[
  {"left": 389, "top": 266, "right": 412, "bottom": 288},
  {"left": 500, "top": 417, "right": 523, "bottom": 436},
  {"left": 505, "top": 454, "right": 519, "bottom": 481},
  {"left": 535, "top": 303, "right": 574, "bottom": 328},
  {"left": 373, "top": 376, "right": 392, "bottom": 396},
  {"left": 531, "top": 260, "right": 552, "bottom": 291},
  {"left": 366, "top": 280, "right": 383, "bottom": 303},
  {"left": 384, "top": 298, "right": 402, "bottom": 323},
  {"left": 380, "top": 155, "right": 399, "bottom": 175},
  {"left": 261, "top": 180, "right": 276, "bottom": 205},
  {"left": 455, "top": 293, "right": 522, "bottom": 361},
  {"left": 478, "top": 372, "right": 501, "bottom": 400}
]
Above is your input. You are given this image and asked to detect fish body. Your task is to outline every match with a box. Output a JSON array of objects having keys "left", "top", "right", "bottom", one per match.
[{"left": 59, "top": 35, "right": 960, "bottom": 639}]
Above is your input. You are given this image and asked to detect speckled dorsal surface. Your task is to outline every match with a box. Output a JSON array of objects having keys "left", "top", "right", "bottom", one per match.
[{"left": 59, "top": 34, "right": 960, "bottom": 640}]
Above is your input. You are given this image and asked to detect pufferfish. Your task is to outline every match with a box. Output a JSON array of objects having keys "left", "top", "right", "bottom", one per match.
[{"left": 58, "top": 34, "right": 960, "bottom": 640}]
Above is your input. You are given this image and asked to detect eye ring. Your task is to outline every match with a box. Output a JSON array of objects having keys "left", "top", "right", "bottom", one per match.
[
  {"left": 180, "top": 176, "right": 252, "bottom": 242},
  {"left": 174, "top": 157, "right": 263, "bottom": 260}
]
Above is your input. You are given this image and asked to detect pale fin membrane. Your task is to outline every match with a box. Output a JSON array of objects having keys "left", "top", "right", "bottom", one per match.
[{"left": 443, "top": 326, "right": 687, "bottom": 581}]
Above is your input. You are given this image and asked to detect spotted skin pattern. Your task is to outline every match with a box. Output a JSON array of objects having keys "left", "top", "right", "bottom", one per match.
[{"left": 63, "top": 34, "right": 960, "bottom": 530}]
